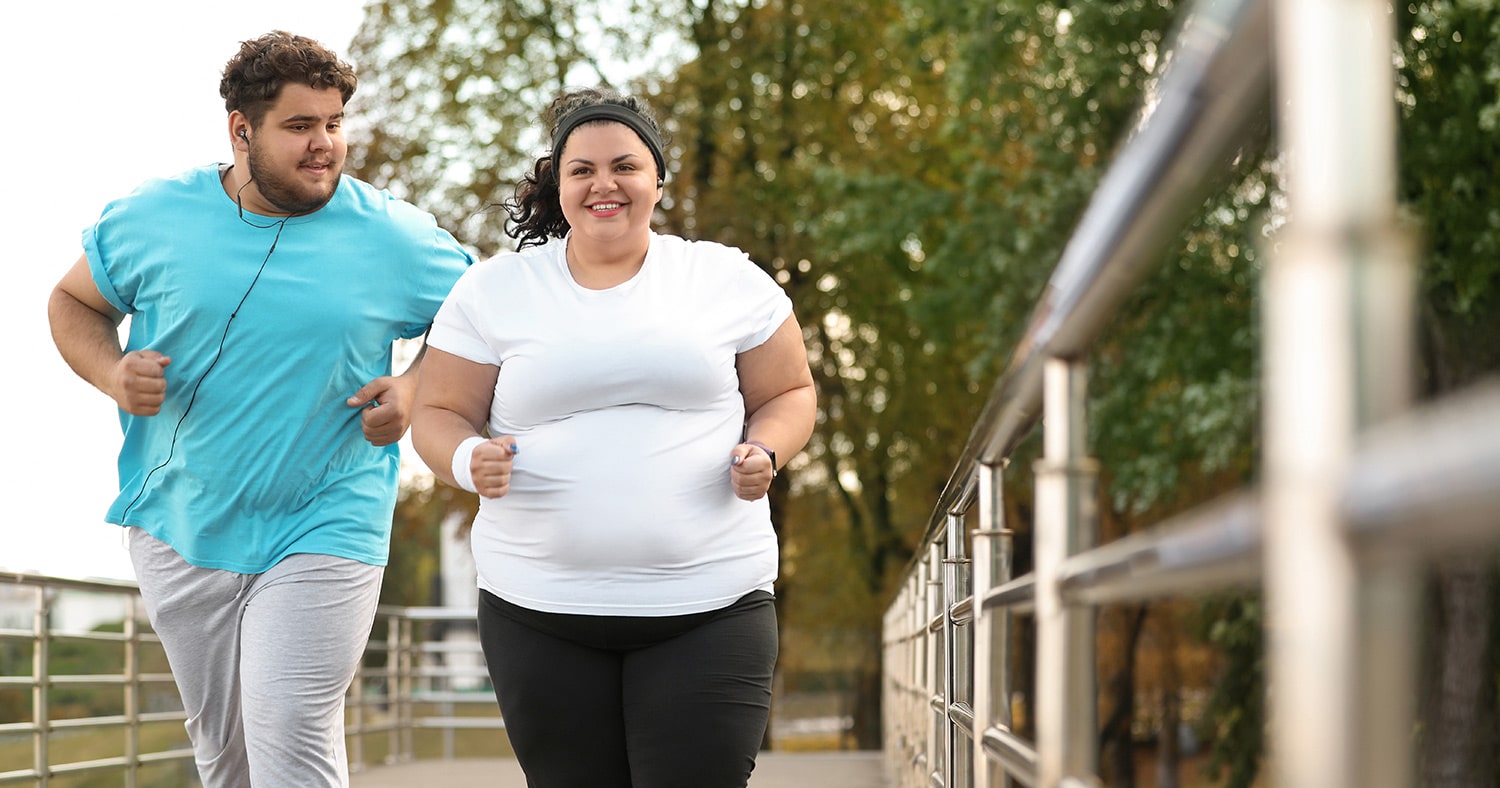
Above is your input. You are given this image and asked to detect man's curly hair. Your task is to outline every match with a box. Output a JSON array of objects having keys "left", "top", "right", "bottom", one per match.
[{"left": 219, "top": 31, "right": 357, "bottom": 128}]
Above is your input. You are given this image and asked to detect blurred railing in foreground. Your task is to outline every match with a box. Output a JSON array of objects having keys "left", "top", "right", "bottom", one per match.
[{"left": 881, "top": 0, "right": 1500, "bottom": 786}]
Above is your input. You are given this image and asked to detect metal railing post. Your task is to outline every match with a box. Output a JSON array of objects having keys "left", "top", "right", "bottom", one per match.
[
  {"left": 1034, "top": 358, "right": 1099, "bottom": 785},
  {"left": 1267, "top": 0, "right": 1414, "bottom": 785},
  {"left": 386, "top": 616, "right": 401, "bottom": 763},
  {"left": 400, "top": 616, "right": 415, "bottom": 763},
  {"left": 927, "top": 540, "right": 945, "bottom": 784},
  {"left": 124, "top": 595, "right": 141, "bottom": 788},
  {"left": 32, "top": 587, "right": 51, "bottom": 788},
  {"left": 943, "top": 513, "right": 972, "bottom": 787},
  {"left": 972, "top": 462, "right": 1012, "bottom": 788}
]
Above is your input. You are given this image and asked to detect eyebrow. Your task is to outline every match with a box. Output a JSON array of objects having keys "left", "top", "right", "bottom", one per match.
[
  {"left": 279, "top": 112, "right": 346, "bottom": 125},
  {"left": 565, "top": 152, "right": 645, "bottom": 166}
]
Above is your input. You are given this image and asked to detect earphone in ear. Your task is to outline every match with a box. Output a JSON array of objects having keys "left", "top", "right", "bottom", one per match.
[{"left": 238, "top": 129, "right": 248, "bottom": 143}]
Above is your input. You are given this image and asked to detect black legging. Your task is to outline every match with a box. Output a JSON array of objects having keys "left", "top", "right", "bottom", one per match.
[{"left": 478, "top": 589, "right": 778, "bottom": 788}]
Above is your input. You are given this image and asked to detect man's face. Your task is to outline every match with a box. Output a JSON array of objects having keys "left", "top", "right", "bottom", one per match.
[{"left": 243, "top": 83, "right": 347, "bottom": 215}]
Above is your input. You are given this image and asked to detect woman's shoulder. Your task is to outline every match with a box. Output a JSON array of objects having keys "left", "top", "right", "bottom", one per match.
[
  {"left": 651, "top": 232, "right": 747, "bottom": 261},
  {"left": 650, "top": 234, "right": 762, "bottom": 280},
  {"left": 467, "top": 239, "right": 563, "bottom": 279}
]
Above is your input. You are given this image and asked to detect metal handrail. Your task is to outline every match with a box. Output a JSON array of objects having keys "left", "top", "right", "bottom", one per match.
[
  {"left": 0, "top": 572, "right": 185, "bottom": 787},
  {"left": 916, "top": 0, "right": 1274, "bottom": 546},
  {"left": 881, "top": 0, "right": 1500, "bottom": 784},
  {"left": 0, "top": 573, "right": 499, "bottom": 785}
]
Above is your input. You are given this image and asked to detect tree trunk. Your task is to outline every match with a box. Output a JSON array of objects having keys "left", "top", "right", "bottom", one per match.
[
  {"left": 1156, "top": 684, "right": 1182, "bottom": 788},
  {"left": 1100, "top": 605, "right": 1149, "bottom": 787},
  {"left": 1420, "top": 555, "right": 1498, "bottom": 787},
  {"left": 851, "top": 639, "right": 884, "bottom": 750},
  {"left": 1416, "top": 303, "right": 1500, "bottom": 786},
  {"left": 1156, "top": 609, "right": 1183, "bottom": 788}
]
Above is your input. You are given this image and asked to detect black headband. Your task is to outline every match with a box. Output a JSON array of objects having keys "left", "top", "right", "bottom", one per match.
[{"left": 550, "top": 103, "right": 666, "bottom": 184}]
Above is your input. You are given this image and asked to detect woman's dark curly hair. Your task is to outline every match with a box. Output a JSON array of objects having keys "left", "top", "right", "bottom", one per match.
[
  {"left": 219, "top": 31, "right": 358, "bottom": 129},
  {"left": 504, "top": 88, "right": 667, "bottom": 251}
]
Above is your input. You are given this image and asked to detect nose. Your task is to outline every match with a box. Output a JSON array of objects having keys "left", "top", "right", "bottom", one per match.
[
  {"left": 591, "top": 170, "right": 617, "bottom": 192},
  {"left": 309, "top": 127, "right": 333, "bottom": 152}
]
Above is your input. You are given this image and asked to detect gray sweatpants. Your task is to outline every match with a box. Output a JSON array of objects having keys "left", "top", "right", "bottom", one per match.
[{"left": 128, "top": 527, "right": 384, "bottom": 788}]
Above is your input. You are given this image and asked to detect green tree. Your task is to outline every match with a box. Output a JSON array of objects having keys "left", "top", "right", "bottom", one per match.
[
  {"left": 887, "top": 4, "right": 1271, "bottom": 782},
  {"left": 346, "top": 0, "right": 677, "bottom": 256},
  {"left": 348, "top": 0, "right": 1498, "bottom": 773},
  {"left": 649, "top": 0, "right": 992, "bottom": 745},
  {"left": 347, "top": 0, "right": 994, "bottom": 748},
  {"left": 1396, "top": 3, "right": 1500, "bottom": 785}
]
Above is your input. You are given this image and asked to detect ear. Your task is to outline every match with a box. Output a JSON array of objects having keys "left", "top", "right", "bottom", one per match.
[{"left": 228, "top": 111, "right": 251, "bottom": 152}]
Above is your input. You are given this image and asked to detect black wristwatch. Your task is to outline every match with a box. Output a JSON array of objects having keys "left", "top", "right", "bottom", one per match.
[{"left": 746, "top": 441, "right": 778, "bottom": 477}]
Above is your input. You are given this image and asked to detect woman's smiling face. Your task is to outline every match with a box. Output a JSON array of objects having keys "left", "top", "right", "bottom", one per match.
[{"left": 556, "top": 120, "right": 662, "bottom": 245}]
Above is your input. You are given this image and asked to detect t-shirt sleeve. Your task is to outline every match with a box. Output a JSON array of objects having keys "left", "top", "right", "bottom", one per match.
[
  {"left": 399, "top": 224, "right": 475, "bottom": 340},
  {"left": 727, "top": 252, "right": 794, "bottom": 353},
  {"left": 427, "top": 263, "right": 502, "bottom": 366},
  {"left": 81, "top": 199, "right": 140, "bottom": 316}
]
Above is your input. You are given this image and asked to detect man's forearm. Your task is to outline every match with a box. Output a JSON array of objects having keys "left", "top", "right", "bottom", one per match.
[{"left": 48, "top": 288, "right": 126, "bottom": 396}]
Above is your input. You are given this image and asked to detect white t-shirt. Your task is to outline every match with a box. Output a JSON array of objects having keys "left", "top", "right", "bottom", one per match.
[{"left": 427, "top": 232, "right": 794, "bottom": 615}]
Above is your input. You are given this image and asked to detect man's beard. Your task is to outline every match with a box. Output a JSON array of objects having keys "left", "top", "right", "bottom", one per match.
[{"left": 246, "top": 147, "right": 341, "bottom": 215}]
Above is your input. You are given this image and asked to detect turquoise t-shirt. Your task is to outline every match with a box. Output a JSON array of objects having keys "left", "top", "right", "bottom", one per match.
[{"left": 82, "top": 164, "right": 473, "bottom": 573}]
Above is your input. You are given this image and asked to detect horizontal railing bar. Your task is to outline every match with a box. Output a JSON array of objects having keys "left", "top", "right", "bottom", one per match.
[
  {"left": 373, "top": 606, "right": 478, "bottom": 621},
  {"left": 0, "top": 572, "right": 141, "bottom": 594},
  {"left": 406, "top": 641, "right": 483, "bottom": 654},
  {"left": 413, "top": 717, "right": 507, "bottom": 729},
  {"left": 22, "top": 748, "right": 195, "bottom": 777},
  {"left": 949, "top": 701, "right": 974, "bottom": 735},
  {"left": 1058, "top": 492, "right": 1261, "bottom": 605},
  {"left": 0, "top": 674, "right": 175, "bottom": 689},
  {"left": 0, "top": 709, "right": 189, "bottom": 737},
  {"left": 137, "top": 748, "right": 196, "bottom": 764},
  {"left": 980, "top": 575, "right": 1036, "bottom": 614},
  {"left": 49, "top": 673, "right": 177, "bottom": 686},
  {"left": 409, "top": 691, "right": 499, "bottom": 703},
  {"left": 981, "top": 726, "right": 1039, "bottom": 787},
  {"left": 0, "top": 628, "right": 160, "bottom": 645},
  {"left": 949, "top": 596, "right": 973, "bottom": 626},
  {"left": 402, "top": 667, "right": 493, "bottom": 679},
  {"left": 1344, "top": 380, "right": 1500, "bottom": 560}
]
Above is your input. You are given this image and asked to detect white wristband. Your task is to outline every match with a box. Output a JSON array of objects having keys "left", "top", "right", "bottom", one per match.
[{"left": 451, "top": 436, "right": 487, "bottom": 494}]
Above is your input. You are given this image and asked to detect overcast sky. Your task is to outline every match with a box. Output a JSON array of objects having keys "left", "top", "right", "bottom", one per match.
[{"left": 4, "top": 1, "right": 371, "bottom": 580}]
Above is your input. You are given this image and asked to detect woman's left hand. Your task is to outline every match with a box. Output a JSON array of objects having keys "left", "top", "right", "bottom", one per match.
[{"left": 729, "top": 443, "right": 776, "bottom": 501}]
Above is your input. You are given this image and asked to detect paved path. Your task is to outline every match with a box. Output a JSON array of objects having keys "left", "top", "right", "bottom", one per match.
[{"left": 350, "top": 750, "right": 889, "bottom": 787}]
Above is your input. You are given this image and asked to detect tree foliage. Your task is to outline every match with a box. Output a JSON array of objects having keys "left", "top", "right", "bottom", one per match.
[
  {"left": 1395, "top": 4, "right": 1500, "bottom": 784},
  {"left": 346, "top": 0, "right": 678, "bottom": 256}
]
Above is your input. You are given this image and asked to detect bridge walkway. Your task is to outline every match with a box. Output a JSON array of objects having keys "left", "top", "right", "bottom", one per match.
[{"left": 348, "top": 750, "right": 889, "bottom": 787}]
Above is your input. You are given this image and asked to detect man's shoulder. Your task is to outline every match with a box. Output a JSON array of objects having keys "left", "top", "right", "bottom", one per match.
[
  {"left": 98, "top": 165, "right": 222, "bottom": 226},
  {"left": 119, "top": 164, "right": 221, "bottom": 202},
  {"left": 334, "top": 175, "right": 434, "bottom": 220}
]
